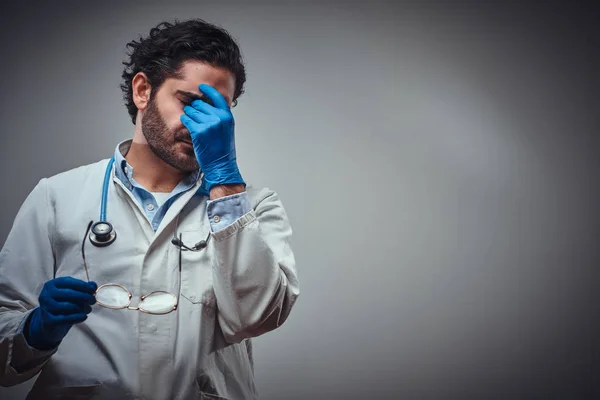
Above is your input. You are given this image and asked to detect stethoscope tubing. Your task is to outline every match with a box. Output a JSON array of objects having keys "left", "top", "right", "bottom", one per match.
[{"left": 100, "top": 157, "right": 115, "bottom": 222}]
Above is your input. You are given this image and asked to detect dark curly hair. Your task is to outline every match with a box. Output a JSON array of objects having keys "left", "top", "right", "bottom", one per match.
[{"left": 120, "top": 19, "right": 246, "bottom": 125}]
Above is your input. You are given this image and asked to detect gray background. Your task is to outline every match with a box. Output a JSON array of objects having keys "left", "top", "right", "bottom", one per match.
[{"left": 1, "top": 1, "right": 599, "bottom": 399}]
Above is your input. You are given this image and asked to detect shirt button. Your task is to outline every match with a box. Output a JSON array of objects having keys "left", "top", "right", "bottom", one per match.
[
  {"left": 148, "top": 324, "right": 157, "bottom": 332},
  {"left": 124, "top": 166, "right": 129, "bottom": 174},
  {"left": 146, "top": 203, "right": 155, "bottom": 211},
  {"left": 127, "top": 182, "right": 132, "bottom": 189},
  {"left": 213, "top": 215, "right": 221, "bottom": 223}
]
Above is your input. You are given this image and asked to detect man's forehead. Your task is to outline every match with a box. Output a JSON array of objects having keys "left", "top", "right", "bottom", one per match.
[{"left": 172, "top": 62, "right": 234, "bottom": 98}]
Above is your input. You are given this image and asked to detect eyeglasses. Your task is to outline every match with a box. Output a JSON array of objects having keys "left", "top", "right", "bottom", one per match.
[{"left": 81, "top": 220, "right": 185, "bottom": 315}]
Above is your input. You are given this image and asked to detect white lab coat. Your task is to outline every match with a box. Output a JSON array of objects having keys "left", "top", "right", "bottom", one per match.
[{"left": 0, "top": 158, "right": 299, "bottom": 399}]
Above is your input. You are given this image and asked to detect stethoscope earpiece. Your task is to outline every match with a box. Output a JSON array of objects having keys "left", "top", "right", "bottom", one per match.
[
  {"left": 171, "top": 236, "right": 209, "bottom": 251},
  {"left": 89, "top": 221, "right": 117, "bottom": 247},
  {"left": 171, "top": 213, "right": 210, "bottom": 252}
]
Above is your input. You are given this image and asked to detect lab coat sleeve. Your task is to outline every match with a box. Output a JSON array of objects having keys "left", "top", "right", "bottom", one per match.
[
  {"left": 0, "top": 178, "right": 58, "bottom": 387},
  {"left": 206, "top": 188, "right": 300, "bottom": 344}
]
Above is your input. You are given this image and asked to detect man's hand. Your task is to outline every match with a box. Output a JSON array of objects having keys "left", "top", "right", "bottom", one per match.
[
  {"left": 180, "top": 83, "right": 246, "bottom": 193},
  {"left": 26, "top": 277, "right": 97, "bottom": 350}
]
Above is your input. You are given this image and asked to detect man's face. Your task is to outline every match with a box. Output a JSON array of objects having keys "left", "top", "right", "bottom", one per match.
[{"left": 141, "top": 60, "right": 236, "bottom": 172}]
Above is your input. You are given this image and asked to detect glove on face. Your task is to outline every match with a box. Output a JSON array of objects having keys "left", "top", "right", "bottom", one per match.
[{"left": 180, "top": 83, "right": 245, "bottom": 192}]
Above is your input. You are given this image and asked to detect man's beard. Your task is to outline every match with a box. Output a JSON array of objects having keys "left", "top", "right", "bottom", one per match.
[{"left": 141, "top": 95, "right": 199, "bottom": 173}]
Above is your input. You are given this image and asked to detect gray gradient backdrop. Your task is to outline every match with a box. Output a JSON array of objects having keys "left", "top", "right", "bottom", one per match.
[{"left": 1, "top": 1, "right": 599, "bottom": 399}]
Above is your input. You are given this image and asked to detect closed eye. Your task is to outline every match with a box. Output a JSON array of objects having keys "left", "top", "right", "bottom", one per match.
[{"left": 179, "top": 94, "right": 213, "bottom": 107}]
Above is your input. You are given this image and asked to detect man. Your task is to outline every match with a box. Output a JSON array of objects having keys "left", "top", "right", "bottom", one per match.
[{"left": 0, "top": 19, "right": 299, "bottom": 399}]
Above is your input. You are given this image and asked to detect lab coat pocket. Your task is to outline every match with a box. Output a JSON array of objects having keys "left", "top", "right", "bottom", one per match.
[{"left": 176, "top": 228, "right": 216, "bottom": 308}]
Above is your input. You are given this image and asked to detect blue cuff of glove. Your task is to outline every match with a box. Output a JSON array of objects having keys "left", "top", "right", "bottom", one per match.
[{"left": 25, "top": 307, "right": 63, "bottom": 351}]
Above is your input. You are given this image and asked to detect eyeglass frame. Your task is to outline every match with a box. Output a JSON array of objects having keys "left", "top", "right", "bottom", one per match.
[{"left": 81, "top": 220, "right": 188, "bottom": 315}]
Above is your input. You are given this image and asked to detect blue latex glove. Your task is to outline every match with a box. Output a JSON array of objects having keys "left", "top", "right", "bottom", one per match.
[
  {"left": 26, "top": 277, "right": 97, "bottom": 350},
  {"left": 180, "top": 83, "right": 245, "bottom": 192}
]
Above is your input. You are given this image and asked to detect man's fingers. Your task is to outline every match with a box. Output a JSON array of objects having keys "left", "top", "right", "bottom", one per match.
[
  {"left": 198, "top": 84, "right": 229, "bottom": 110},
  {"left": 181, "top": 115, "right": 211, "bottom": 133},
  {"left": 44, "top": 313, "right": 88, "bottom": 327},
  {"left": 51, "top": 288, "right": 96, "bottom": 305},
  {"left": 189, "top": 99, "right": 215, "bottom": 115},
  {"left": 43, "top": 297, "right": 92, "bottom": 315},
  {"left": 183, "top": 105, "right": 215, "bottom": 124},
  {"left": 52, "top": 277, "right": 97, "bottom": 294}
]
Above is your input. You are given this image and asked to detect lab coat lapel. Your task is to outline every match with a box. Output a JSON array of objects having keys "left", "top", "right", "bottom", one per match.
[
  {"left": 110, "top": 165, "right": 156, "bottom": 245},
  {"left": 111, "top": 178, "right": 154, "bottom": 244},
  {"left": 152, "top": 180, "right": 203, "bottom": 242}
]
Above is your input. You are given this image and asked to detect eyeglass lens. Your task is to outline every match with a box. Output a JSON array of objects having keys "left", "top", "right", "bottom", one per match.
[{"left": 96, "top": 284, "right": 177, "bottom": 314}]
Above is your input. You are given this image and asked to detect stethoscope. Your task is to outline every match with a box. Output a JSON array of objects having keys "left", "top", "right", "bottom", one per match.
[
  {"left": 89, "top": 156, "right": 210, "bottom": 251},
  {"left": 88, "top": 157, "right": 118, "bottom": 247}
]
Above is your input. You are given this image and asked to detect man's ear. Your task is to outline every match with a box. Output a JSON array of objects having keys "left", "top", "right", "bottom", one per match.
[{"left": 132, "top": 72, "right": 152, "bottom": 111}]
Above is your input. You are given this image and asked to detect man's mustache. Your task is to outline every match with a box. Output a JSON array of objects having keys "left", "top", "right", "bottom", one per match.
[{"left": 175, "top": 130, "right": 192, "bottom": 142}]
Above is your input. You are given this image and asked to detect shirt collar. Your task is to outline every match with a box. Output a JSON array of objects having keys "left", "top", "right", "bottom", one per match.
[{"left": 112, "top": 139, "right": 202, "bottom": 188}]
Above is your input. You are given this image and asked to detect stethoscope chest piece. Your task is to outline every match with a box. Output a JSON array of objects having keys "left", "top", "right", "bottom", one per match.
[{"left": 89, "top": 221, "right": 117, "bottom": 247}]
